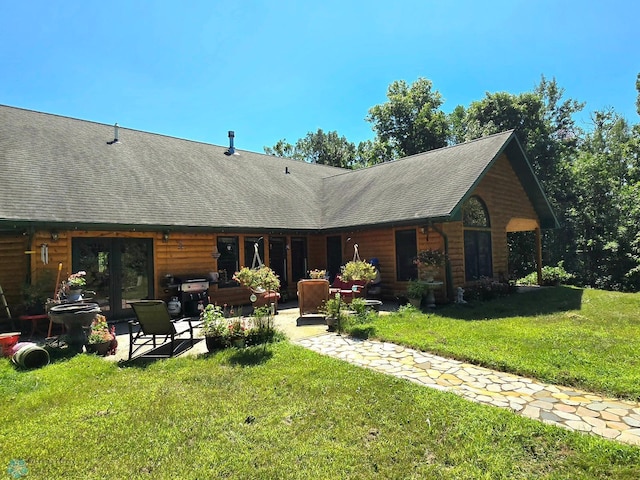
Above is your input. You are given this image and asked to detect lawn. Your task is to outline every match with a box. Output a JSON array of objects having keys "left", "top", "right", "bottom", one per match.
[
  {"left": 365, "top": 286, "right": 640, "bottom": 401},
  {"left": 1, "top": 340, "right": 639, "bottom": 479}
]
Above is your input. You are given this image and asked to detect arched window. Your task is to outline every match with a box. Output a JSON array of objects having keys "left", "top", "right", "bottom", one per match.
[{"left": 463, "top": 196, "right": 493, "bottom": 281}]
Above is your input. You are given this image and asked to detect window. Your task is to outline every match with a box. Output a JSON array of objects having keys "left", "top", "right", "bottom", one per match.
[
  {"left": 463, "top": 196, "right": 493, "bottom": 281},
  {"left": 395, "top": 229, "right": 418, "bottom": 281},
  {"left": 217, "top": 236, "right": 239, "bottom": 288},
  {"left": 244, "top": 236, "right": 265, "bottom": 269}
]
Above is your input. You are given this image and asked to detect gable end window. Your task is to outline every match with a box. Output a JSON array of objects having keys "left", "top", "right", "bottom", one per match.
[{"left": 463, "top": 196, "right": 493, "bottom": 281}]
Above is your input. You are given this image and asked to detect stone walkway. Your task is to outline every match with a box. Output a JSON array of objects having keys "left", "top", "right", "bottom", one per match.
[{"left": 296, "top": 333, "right": 640, "bottom": 447}]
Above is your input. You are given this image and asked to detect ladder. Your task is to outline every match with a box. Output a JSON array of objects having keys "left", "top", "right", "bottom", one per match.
[{"left": 0, "top": 283, "right": 14, "bottom": 330}]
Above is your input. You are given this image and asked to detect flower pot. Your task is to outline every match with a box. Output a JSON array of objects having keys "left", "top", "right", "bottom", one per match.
[
  {"left": 408, "top": 297, "right": 422, "bottom": 308},
  {"left": 67, "top": 288, "right": 83, "bottom": 302},
  {"left": 229, "top": 335, "right": 246, "bottom": 348},
  {"left": 326, "top": 316, "right": 338, "bottom": 332},
  {"left": 205, "top": 335, "right": 226, "bottom": 352},
  {"left": 86, "top": 340, "right": 111, "bottom": 356}
]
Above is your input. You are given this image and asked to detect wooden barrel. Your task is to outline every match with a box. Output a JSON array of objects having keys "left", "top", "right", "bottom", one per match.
[{"left": 12, "top": 343, "right": 50, "bottom": 369}]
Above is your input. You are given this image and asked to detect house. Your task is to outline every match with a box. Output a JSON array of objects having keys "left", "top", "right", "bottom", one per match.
[{"left": 0, "top": 105, "right": 557, "bottom": 319}]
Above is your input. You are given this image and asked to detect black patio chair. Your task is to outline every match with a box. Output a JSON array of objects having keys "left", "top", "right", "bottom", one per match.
[{"left": 127, "top": 300, "right": 202, "bottom": 360}]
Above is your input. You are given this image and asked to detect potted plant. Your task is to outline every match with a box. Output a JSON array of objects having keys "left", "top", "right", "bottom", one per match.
[
  {"left": 414, "top": 250, "right": 447, "bottom": 281},
  {"left": 308, "top": 269, "right": 326, "bottom": 279},
  {"left": 225, "top": 316, "right": 247, "bottom": 348},
  {"left": 64, "top": 270, "right": 87, "bottom": 302},
  {"left": 245, "top": 305, "right": 276, "bottom": 346},
  {"left": 233, "top": 265, "right": 281, "bottom": 293},
  {"left": 406, "top": 280, "right": 427, "bottom": 308},
  {"left": 201, "top": 304, "right": 227, "bottom": 351},
  {"left": 320, "top": 293, "right": 348, "bottom": 333},
  {"left": 86, "top": 314, "right": 114, "bottom": 356},
  {"left": 340, "top": 260, "right": 377, "bottom": 283}
]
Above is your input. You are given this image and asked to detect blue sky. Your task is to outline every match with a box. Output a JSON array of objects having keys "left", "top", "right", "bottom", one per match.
[{"left": 1, "top": 0, "right": 638, "bottom": 153}]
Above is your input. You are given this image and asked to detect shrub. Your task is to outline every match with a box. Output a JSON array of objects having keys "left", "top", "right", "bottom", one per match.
[
  {"left": 464, "top": 277, "right": 514, "bottom": 301},
  {"left": 516, "top": 261, "right": 575, "bottom": 286}
]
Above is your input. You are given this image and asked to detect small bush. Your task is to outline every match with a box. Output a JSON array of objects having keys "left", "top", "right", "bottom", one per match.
[
  {"left": 517, "top": 261, "right": 575, "bottom": 286},
  {"left": 464, "top": 277, "right": 514, "bottom": 301}
]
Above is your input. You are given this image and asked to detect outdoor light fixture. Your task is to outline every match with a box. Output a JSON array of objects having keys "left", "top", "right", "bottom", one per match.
[
  {"left": 162, "top": 231, "right": 170, "bottom": 243},
  {"left": 50, "top": 231, "right": 59, "bottom": 241},
  {"left": 211, "top": 246, "right": 221, "bottom": 259}
]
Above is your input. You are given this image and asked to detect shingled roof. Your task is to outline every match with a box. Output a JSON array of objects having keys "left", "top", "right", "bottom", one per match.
[{"left": 0, "top": 105, "right": 557, "bottom": 233}]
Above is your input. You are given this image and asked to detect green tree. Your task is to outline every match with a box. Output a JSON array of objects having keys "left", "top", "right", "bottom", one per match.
[
  {"left": 568, "top": 110, "right": 640, "bottom": 290},
  {"left": 636, "top": 72, "right": 640, "bottom": 116},
  {"left": 354, "top": 138, "right": 394, "bottom": 167},
  {"left": 264, "top": 139, "right": 296, "bottom": 159},
  {"left": 264, "top": 129, "right": 357, "bottom": 168},
  {"left": 366, "top": 77, "right": 450, "bottom": 158}
]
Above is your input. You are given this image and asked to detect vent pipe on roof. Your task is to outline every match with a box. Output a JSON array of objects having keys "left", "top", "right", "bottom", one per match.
[
  {"left": 106, "top": 123, "right": 120, "bottom": 145},
  {"left": 224, "top": 130, "right": 237, "bottom": 156}
]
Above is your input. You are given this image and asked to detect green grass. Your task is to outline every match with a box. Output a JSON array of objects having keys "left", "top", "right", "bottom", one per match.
[
  {"left": 1, "top": 342, "right": 639, "bottom": 479},
  {"left": 363, "top": 286, "right": 640, "bottom": 400},
  {"left": 2, "top": 287, "right": 640, "bottom": 478}
]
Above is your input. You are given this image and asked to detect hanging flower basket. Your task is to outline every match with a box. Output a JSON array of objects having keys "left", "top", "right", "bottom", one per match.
[{"left": 414, "top": 250, "right": 447, "bottom": 281}]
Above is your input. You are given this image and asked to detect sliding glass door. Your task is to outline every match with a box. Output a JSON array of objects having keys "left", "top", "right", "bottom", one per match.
[{"left": 72, "top": 238, "right": 153, "bottom": 319}]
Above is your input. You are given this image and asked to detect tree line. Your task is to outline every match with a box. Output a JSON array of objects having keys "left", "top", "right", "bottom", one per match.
[{"left": 265, "top": 75, "right": 640, "bottom": 292}]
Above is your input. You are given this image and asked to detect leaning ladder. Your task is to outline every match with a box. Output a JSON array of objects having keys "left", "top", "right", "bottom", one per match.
[{"left": 0, "top": 283, "right": 14, "bottom": 330}]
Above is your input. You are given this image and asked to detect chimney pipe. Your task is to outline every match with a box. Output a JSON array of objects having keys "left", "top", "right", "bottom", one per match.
[
  {"left": 227, "top": 130, "right": 235, "bottom": 155},
  {"left": 107, "top": 122, "right": 120, "bottom": 145}
]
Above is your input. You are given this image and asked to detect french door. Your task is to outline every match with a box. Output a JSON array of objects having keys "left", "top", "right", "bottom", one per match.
[{"left": 72, "top": 238, "right": 154, "bottom": 319}]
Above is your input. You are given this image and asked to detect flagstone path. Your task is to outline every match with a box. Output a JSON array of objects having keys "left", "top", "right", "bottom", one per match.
[{"left": 296, "top": 333, "right": 640, "bottom": 447}]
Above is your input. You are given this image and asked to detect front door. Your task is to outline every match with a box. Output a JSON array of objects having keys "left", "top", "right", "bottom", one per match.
[{"left": 72, "top": 238, "right": 154, "bottom": 319}]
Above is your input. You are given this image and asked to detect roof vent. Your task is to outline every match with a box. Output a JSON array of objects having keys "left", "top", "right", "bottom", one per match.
[
  {"left": 224, "top": 130, "right": 238, "bottom": 156},
  {"left": 106, "top": 123, "right": 120, "bottom": 145}
]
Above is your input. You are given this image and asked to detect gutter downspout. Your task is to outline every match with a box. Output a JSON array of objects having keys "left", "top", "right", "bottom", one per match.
[{"left": 428, "top": 222, "right": 454, "bottom": 301}]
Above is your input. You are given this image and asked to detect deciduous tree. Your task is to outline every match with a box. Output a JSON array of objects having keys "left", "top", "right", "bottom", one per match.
[{"left": 366, "top": 77, "right": 450, "bottom": 158}]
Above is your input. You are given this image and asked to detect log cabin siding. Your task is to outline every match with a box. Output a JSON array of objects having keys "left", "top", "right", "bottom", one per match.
[{"left": 0, "top": 234, "right": 29, "bottom": 311}]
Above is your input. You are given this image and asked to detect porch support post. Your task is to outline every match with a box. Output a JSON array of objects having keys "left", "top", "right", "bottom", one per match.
[{"left": 535, "top": 227, "right": 543, "bottom": 285}]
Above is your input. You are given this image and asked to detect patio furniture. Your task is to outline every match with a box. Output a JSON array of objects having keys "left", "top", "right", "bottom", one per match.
[
  {"left": 127, "top": 300, "right": 202, "bottom": 360},
  {"left": 329, "top": 277, "right": 366, "bottom": 302},
  {"left": 297, "top": 279, "right": 330, "bottom": 317},
  {"left": 19, "top": 314, "right": 49, "bottom": 338}
]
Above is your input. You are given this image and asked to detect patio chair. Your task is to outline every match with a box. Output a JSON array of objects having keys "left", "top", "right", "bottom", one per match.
[
  {"left": 127, "top": 300, "right": 202, "bottom": 360},
  {"left": 297, "top": 279, "right": 330, "bottom": 317}
]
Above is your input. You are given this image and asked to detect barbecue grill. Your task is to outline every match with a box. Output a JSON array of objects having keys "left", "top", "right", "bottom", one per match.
[{"left": 172, "top": 275, "right": 211, "bottom": 317}]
